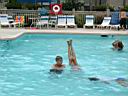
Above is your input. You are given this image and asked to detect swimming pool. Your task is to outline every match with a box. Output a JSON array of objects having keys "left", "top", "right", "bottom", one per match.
[{"left": 0, "top": 34, "right": 128, "bottom": 96}]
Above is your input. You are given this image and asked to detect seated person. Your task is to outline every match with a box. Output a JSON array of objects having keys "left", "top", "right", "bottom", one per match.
[
  {"left": 67, "top": 40, "right": 80, "bottom": 71},
  {"left": 112, "top": 40, "right": 124, "bottom": 51},
  {"left": 50, "top": 56, "right": 65, "bottom": 74},
  {"left": 88, "top": 77, "right": 128, "bottom": 87}
]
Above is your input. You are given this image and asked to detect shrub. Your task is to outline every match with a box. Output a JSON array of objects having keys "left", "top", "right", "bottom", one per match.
[
  {"left": 124, "top": 5, "right": 128, "bottom": 11},
  {"left": 75, "top": 14, "right": 84, "bottom": 28},
  {"left": 6, "top": 3, "right": 22, "bottom": 9},
  {"left": 63, "top": 2, "right": 73, "bottom": 11},
  {"left": 94, "top": 5, "right": 114, "bottom": 11},
  {"left": 95, "top": 15, "right": 105, "bottom": 24},
  {"left": 6, "top": 0, "right": 42, "bottom": 10}
]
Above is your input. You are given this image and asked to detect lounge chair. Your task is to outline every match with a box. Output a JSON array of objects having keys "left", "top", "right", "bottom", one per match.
[
  {"left": 0, "top": 14, "right": 10, "bottom": 28},
  {"left": 55, "top": 15, "right": 67, "bottom": 28},
  {"left": 97, "top": 17, "right": 111, "bottom": 29},
  {"left": 36, "top": 16, "right": 49, "bottom": 29},
  {"left": 66, "top": 15, "right": 77, "bottom": 28},
  {"left": 49, "top": 16, "right": 57, "bottom": 27},
  {"left": 8, "top": 16, "right": 19, "bottom": 28},
  {"left": 110, "top": 12, "right": 120, "bottom": 30},
  {"left": 8, "top": 16, "right": 14, "bottom": 23},
  {"left": 83, "top": 15, "right": 95, "bottom": 29}
]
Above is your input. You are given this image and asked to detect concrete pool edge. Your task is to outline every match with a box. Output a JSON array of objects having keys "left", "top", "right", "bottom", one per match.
[{"left": 0, "top": 28, "right": 128, "bottom": 40}]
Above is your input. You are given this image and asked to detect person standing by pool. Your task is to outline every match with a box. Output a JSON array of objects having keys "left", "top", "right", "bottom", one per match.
[
  {"left": 67, "top": 40, "right": 80, "bottom": 71},
  {"left": 112, "top": 40, "right": 124, "bottom": 51},
  {"left": 120, "top": 8, "right": 126, "bottom": 30},
  {"left": 50, "top": 56, "right": 65, "bottom": 74}
]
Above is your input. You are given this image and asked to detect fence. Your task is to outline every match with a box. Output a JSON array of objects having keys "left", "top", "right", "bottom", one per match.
[{"left": 0, "top": 9, "right": 111, "bottom": 27}]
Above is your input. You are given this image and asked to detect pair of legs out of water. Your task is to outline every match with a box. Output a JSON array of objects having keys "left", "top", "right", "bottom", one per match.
[
  {"left": 50, "top": 40, "right": 78, "bottom": 74},
  {"left": 67, "top": 40, "right": 78, "bottom": 66}
]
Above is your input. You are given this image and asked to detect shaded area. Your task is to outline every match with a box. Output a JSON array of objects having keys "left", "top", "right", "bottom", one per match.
[{"left": 17, "top": 0, "right": 51, "bottom": 3}]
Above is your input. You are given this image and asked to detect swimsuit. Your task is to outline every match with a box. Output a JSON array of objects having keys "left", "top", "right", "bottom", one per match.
[
  {"left": 88, "top": 77, "right": 100, "bottom": 81},
  {"left": 50, "top": 69, "right": 63, "bottom": 74}
]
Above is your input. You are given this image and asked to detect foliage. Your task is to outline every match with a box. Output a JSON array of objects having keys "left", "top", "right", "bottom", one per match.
[
  {"left": 22, "top": 4, "right": 42, "bottom": 10},
  {"left": 94, "top": 5, "right": 114, "bottom": 11},
  {"left": 63, "top": 0, "right": 83, "bottom": 11},
  {"left": 75, "top": 14, "right": 84, "bottom": 28},
  {"left": 109, "top": 6, "right": 115, "bottom": 11},
  {"left": 6, "top": 0, "right": 42, "bottom": 9},
  {"left": 124, "top": 5, "right": 128, "bottom": 11},
  {"left": 63, "top": 2, "right": 73, "bottom": 11},
  {"left": 6, "top": 2, "right": 22, "bottom": 9},
  {"left": 9, "top": 0, "right": 16, "bottom": 3},
  {"left": 95, "top": 15, "right": 104, "bottom": 24}
]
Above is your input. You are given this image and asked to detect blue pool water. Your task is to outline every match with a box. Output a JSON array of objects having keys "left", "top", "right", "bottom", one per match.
[{"left": 0, "top": 34, "right": 128, "bottom": 96}]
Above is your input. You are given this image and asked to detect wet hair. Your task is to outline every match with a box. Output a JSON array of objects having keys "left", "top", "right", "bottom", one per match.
[
  {"left": 117, "top": 41, "right": 124, "bottom": 50},
  {"left": 112, "top": 40, "right": 119, "bottom": 46},
  {"left": 112, "top": 40, "right": 124, "bottom": 50},
  {"left": 115, "top": 78, "right": 126, "bottom": 81},
  {"left": 121, "top": 8, "right": 125, "bottom": 11},
  {"left": 55, "top": 56, "right": 63, "bottom": 61}
]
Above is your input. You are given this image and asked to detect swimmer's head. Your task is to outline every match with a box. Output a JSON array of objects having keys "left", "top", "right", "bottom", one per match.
[
  {"left": 117, "top": 41, "right": 124, "bottom": 50},
  {"left": 55, "top": 56, "right": 63, "bottom": 64},
  {"left": 112, "top": 40, "right": 124, "bottom": 50},
  {"left": 121, "top": 8, "right": 125, "bottom": 11},
  {"left": 115, "top": 78, "right": 126, "bottom": 81}
]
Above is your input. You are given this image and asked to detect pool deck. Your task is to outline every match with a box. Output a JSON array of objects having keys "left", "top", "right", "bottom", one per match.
[{"left": 0, "top": 28, "right": 128, "bottom": 40}]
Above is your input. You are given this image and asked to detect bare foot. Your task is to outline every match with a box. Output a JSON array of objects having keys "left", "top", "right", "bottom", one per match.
[
  {"left": 67, "top": 40, "right": 70, "bottom": 45},
  {"left": 69, "top": 40, "right": 72, "bottom": 45}
]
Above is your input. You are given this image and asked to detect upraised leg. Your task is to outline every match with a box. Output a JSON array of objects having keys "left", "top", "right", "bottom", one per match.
[{"left": 67, "top": 40, "right": 78, "bottom": 66}]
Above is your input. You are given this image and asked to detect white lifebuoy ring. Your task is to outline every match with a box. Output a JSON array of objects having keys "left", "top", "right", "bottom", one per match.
[{"left": 53, "top": 5, "right": 60, "bottom": 13}]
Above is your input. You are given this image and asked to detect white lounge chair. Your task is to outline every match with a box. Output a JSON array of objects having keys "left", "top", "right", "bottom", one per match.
[
  {"left": 66, "top": 15, "right": 77, "bottom": 28},
  {"left": 56, "top": 15, "right": 67, "bottom": 28},
  {"left": 8, "top": 16, "right": 19, "bottom": 28},
  {"left": 0, "top": 14, "right": 10, "bottom": 28},
  {"left": 36, "top": 16, "right": 49, "bottom": 29},
  {"left": 49, "top": 16, "right": 57, "bottom": 27},
  {"left": 83, "top": 15, "right": 95, "bottom": 29},
  {"left": 97, "top": 17, "right": 111, "bottom": 29}
]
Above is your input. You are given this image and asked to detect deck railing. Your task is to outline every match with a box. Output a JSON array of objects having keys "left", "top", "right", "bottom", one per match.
[{"left": 0, "top": 9, "right": 112, "bottom": 27}]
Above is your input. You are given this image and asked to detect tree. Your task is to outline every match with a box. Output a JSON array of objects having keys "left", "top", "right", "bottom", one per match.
[
  {"left": 6, "top": 0, "right": 42, "bottom": 9},
  {"left": 6, "top": 0, "right": 22, "bottom": 9},
  {"left": 63, "top": 0, "right": 83, "bottom": 11},
  {"left": 63, "top": 2, "right": 73, "bottom": 11}
]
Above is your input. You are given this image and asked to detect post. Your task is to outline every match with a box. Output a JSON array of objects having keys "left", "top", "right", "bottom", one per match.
[
  {"left": 72, "top": 8, "right": 75, "bottom": 15},
  {"left": 106, "top": 8, "right": 110, "bottom": 17}
]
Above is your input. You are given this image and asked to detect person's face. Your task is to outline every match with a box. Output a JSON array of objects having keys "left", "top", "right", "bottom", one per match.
[
  {"left": 113, "top": 43, "right": 119, "bottom": 49},
  {"left": 56, "top": 59, "right": 63, "bottom": 64}
]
